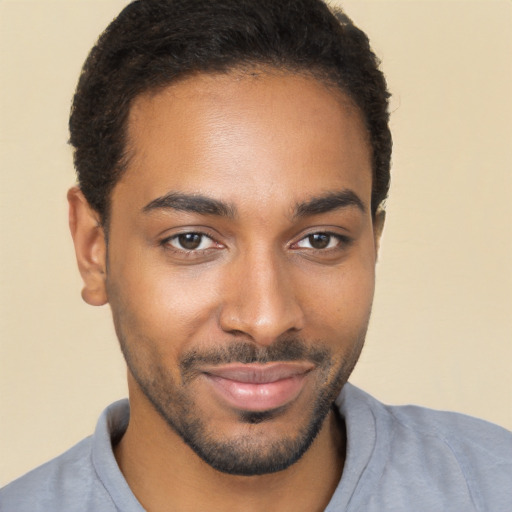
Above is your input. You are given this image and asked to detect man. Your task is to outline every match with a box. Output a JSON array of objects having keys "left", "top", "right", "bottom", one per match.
[{"left": 1, "top": 0, "right": 511, "bottom": 510}]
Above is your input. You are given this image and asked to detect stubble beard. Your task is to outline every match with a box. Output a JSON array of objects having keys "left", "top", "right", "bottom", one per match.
[{"left": 115, "top": 323, "right": 366, "bottom": 476}]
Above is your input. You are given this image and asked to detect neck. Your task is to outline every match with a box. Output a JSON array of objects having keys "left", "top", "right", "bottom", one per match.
[{"left": 114, "top": 387, "right": 345, "bottom": 512}]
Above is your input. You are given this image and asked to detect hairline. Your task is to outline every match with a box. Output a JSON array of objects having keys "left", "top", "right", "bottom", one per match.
[{"left": 99, "top": 63, "right": 371, "bottom": 231}]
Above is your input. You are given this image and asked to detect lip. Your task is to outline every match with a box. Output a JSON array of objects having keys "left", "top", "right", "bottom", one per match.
[{"left": 202, "top": 362, "right": 314, "bottom": 412}]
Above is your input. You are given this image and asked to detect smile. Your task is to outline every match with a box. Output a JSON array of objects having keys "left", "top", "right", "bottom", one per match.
[{"left": 202, "top": 362, "right": 314, "bottom": 412}]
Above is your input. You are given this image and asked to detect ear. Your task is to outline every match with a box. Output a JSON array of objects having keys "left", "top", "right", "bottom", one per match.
[
  {"left": 373, "top": 209, "right": 386, "bottom": 257},
  {"left": 67, "top": 186, "right": 108, "bottom": 306}
]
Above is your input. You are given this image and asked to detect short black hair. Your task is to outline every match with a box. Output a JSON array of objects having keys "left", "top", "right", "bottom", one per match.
[{"left": 69, "top": 0, "right": 391, "bottom": 223}]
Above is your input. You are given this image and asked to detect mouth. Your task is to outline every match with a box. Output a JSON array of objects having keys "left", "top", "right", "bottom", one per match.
[{"left": 202, "top": 362, "right": 314, "bottom": 412}]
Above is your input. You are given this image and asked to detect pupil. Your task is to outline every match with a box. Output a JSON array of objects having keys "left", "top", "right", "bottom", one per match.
[
  {"left": 179, "top": 233, "right": 202, "bottom": 250},
  {"left": 309, "top": 233, "right": 330, "bottom": 249}
]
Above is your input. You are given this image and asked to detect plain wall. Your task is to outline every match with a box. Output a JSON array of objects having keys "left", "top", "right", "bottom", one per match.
[{"left": 1, "top": 0, "right": 511, "bottom": 485}]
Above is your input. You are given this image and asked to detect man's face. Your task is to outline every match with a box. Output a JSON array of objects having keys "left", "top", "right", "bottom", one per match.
[{"left": 104, "top": 70, "right": 378, "bottom": 475}]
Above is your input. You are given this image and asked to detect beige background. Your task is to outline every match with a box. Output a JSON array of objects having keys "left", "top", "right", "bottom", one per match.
[{"left": 1, "top": 0, "right": 511, "bottom": 486}]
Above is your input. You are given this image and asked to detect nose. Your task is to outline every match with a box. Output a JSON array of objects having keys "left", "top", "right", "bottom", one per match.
[{"left": 218, "top": 249, "right": 305, "bottom": 345}]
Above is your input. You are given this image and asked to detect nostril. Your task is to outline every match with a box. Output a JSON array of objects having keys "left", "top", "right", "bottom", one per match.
[{"left": 218, "top": 255, "right": 305, "bottom": 344}]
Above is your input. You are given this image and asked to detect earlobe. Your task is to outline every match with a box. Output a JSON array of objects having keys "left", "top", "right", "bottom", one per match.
[
  {"left": 373, "top": 209, "right": 386, "bottom": 258},
  {"left": 67, "top": 186, "right": 108, "bottom": 306}
]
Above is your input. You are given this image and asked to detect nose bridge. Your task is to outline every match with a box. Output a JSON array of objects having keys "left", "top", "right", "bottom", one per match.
[{"left": 219, "top": 244, "right": 304, "bottom": 344}]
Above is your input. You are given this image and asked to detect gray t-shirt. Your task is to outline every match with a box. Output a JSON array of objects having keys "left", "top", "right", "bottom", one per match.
[{"left": 2, "top": 383, "right": 511, "bottom": 511}]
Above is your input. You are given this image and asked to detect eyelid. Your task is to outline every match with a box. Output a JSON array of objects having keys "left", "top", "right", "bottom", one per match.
[
  {"left": 296, "top": 234, "right": 340, "bottom": 250},
  {"left": 160, "top": 229, "right": 224, "bottom": 253},
  {"left": 157, "top": 226, "right": 351, "bottom": 257},
  {"left": 290, "top": 230, "right": 352, "bottom": 249},
  {"left": 170, "top": 233, "right": 214, "bottom": 251}
]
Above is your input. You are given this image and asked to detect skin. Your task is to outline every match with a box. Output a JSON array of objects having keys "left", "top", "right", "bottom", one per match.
[{"left": 68, "top": 69, "right": 383, "bottom": 512}]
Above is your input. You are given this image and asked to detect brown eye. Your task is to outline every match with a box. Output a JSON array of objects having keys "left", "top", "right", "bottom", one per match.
[
  {"left": 295, "top": 232, "right": 348, "bottom": 251},
  {"left": 177, "top": 233, "right": 203, "bottom": 250},
  {"left": 166, "top": 232, "right": 215, "bottom": 251},
  {"left": 308, "top": 233, "right": 331, "bottom": 249}
]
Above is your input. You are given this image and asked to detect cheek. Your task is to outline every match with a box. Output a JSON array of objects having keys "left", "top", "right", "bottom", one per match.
[
  {"left": 298, "top": 254, "right": 376, "bottom": 337},
  {"left": 107, "top": 251, "right": 224, "bottom": 351},
  {"left": 106, "top": 226, "right": 377, "bottom": 356}
]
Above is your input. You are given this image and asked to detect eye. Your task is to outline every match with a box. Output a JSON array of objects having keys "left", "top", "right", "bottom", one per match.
[
  {"left": 165, "top": 232, "right": 216, "bottom": 251},
  {"left": 295, "top": 232, "right": 346, "bottom": 250}
]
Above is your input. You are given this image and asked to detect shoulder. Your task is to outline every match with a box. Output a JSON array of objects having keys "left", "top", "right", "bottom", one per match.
[
  {"left": 0, "top": 437, "right": 113, "bottom": 511},
  {"left": 340, "top": 384, "right": 512, "bottom": 511},
  {"left": 389, "top": 402, "right": 512, "bottom": 510},
  {"left": 0, "top": 400, "right": 131, "bottom": 512},
  {"left": 383, "top": 395, "right": 512, "bottom": 470},
  {"left": 343, "top": 383, "right": 512, "bottom": 456}
]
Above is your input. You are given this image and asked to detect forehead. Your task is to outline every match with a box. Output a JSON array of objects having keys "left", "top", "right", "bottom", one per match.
[{"left": 115, "top": 70, "right": 372, "bottom": 214}]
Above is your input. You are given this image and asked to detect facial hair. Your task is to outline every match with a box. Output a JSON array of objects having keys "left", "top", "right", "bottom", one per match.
[{"left": 116, "top": 331, "right": 365, "bottom": 476}]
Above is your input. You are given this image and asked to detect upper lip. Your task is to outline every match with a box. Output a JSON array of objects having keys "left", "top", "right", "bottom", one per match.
[{"left": 202, "top": 362, "right": 314, "bottom": 384}]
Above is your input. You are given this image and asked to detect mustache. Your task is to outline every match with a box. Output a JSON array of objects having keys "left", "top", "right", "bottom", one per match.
[{"left": 180, "top": 338, "right": 330, "bottom": 382}]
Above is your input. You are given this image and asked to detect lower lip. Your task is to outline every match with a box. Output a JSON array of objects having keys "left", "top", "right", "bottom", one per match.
[{"left": 204, "top": 374, "right": 308, "bottom": 412}]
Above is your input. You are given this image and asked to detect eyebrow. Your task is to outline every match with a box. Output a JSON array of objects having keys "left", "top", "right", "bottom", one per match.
[
  {"left": 293, "top": 190, "right": 366, "bottom": 218},
  {"left": 142, "top": 189, "right": 365, "bottom": 219},
  {"left": 142, "top": 192, "right": 236, "bottom": 218}
]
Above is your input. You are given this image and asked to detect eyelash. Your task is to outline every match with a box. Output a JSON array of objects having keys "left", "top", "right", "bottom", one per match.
[
  {"left": 160, "top": 230, "right": 351, "bottom": 255},
  {"left": 291, "top": 232, "right": 352, "bottom": 251},
  {"left": 161, "top": 232, "right": 220, "bottom": 254}
]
